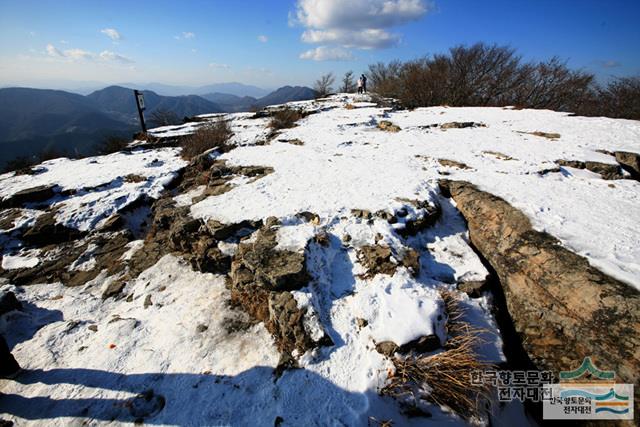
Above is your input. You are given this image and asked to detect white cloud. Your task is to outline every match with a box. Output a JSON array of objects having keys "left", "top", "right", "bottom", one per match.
[
  {"left": 99, "top": 50, "right": 134, "bottom": 64},
  {"left": 46, "top": 43, "right": 64, "bottom": 57},
  {"left": 299, "top": 46, "right": 354, "bottom": 61},
  {"left": 176, "top": 32, "right": 196, "bottom": 40},
  {"left": 301, "top": 28, "right": 399, "bottom": 49},
  {"left": 258, "top": 35, "right": 268, "bottom": 43},
  {"left": 293, "top": 0, "right": 430, "bottom": 56},
  {"left": 44, "top": 43, "right": 133, "bottom": 64},
  {"left": 209, "top": 62, "right": 230, "bottom": 69},
  {"left": 64, "top": 48, "right": 94, "bottom": 60},
  {"left": 293, "top": 0, "right": 429, "bottom": 30},
  {"left": 101, "top": 28, "right": 122, "bottom": 41}
]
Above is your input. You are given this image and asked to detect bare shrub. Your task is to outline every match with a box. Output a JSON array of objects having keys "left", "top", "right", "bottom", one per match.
[
  {"left": 381, "top": 290, "right": 494, "bottom": 421},
  {"left": 268, "top": 107, "right": 307, "bottom": 130},
  {"left": 149, "top": 109, "right": 180, "bottom": 127},
  {"left": 314, "top": 73, "right": 335, "bottom": 98},
  {"left": 181, "top": 120, "right": 233, "bottom": 159},
  {"left": 593, "top": 76, "right": 640, "bottom": 120},
  {"left": 368, "top": 60, "right": 403, "bottom": 98},
  {"left": 341, "top": 71, "right": 356, "bottom": 93}
]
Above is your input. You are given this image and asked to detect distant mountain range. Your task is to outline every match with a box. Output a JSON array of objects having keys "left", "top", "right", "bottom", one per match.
[{"left": 0, "top": 84, "right": 317, "bottom": 170}]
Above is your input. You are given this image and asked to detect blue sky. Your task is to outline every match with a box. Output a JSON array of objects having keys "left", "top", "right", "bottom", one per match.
[{"left": 0, "top": 0, "right": 638, "bottom": 90}]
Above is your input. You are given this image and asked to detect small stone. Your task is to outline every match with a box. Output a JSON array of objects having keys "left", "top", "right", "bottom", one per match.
[
  {"left": 356, "top": 318, "right": 368, "bottom": 329},
  {"left": 88, "top": 324, "right": 98, "bottom": 332},
  {"left": 196, "top": 324, "right": 208, "bottom": 333},
  {"left": 375, "top": 341, "right": 399, "bottom": 357},
  {"left": 143, "top": 295, "right": 153, "bottom": 309}
]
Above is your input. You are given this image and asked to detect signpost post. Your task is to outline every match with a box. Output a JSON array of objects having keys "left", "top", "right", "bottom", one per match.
[{"left": 134, "top": 89, "right": 147, "bottom": 133}]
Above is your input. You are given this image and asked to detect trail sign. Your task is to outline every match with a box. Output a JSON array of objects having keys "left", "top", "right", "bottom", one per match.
[{"left": 133, "top": 89, "right": 147, "bottom": 133}]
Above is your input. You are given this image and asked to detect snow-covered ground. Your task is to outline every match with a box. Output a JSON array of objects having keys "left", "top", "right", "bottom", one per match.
[{"left": 1, "top": 93, "right": 639, "bottom": 425}]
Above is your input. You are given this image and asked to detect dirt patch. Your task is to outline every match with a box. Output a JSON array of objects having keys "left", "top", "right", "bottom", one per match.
[
  {"left": 482, "top": 151, "right": 516, "bottom": 161},
  {"left": 517, "top": 131, "right": 560, "bottom": 140}
]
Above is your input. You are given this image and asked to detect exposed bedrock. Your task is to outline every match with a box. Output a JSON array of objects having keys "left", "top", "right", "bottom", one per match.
[
  {"left": 439, "top": 180, "right": 640, "bottom": 390},
  {"left": 614, "top": 151, "right": 640, "bottom": 180},
  {"left": 228, "top": 218, "right": 327, "bottom": 357}
]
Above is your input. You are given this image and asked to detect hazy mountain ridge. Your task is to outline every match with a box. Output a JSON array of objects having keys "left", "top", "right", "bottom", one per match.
[{"left": 0, "top": 84, "right": 317, "bottom": 169}]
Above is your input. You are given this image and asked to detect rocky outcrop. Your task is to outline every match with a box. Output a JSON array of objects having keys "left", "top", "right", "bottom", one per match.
[
  {"left": 439, "top": 180, "right": 640, "bottom": 389},
  {"left": 0, "top": 185, "right": 56, "bottom": 209},
  {"left": 615, "top": 151, "right": 640, "bottom": 179},
  {"left": 228, "top": 219, "right": 327, "bottom": 357},
  {"left": 356, "top": 245, "right": 420, "bottom": 278},
  {"left": 555, "top": 159, "right": 625, "bottom": 180}
]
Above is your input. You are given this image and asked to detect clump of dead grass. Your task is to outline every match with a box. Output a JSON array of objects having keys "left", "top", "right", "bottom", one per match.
[
  {"left": 381, "top": 290, "right": 494, "bottom": 421},
  {"left": 268, "top": 107, "right": 308, "bottom": 130},
  {"left": 181, "top": 120, "right": 233, "bottom": 159}
]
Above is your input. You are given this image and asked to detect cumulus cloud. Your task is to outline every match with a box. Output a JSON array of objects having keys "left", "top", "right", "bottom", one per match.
[
  {"left": 99, "top": 50, "right": 134, "bottom": 64},
  {"left": 44, "top": 43, "right": 133, "bottom": 64},
  {"left": 299, "top": 46, "right": 354, "bottom": 61},
  {"left": 209, "top": 62, "right": 231, "bottom": 69},
  {"left": 258, "top": 35, "right": 268, "bottom": 43},
  {"left": 293, "top": 0, "right": 431, "bottom": 59},
  {"left": 46, "top": 43, "right": 64, "bottom": 57},
  {"left": 175, "top": 32, "right": 196, "bottom": 40},
  {"left": 294, "top": 0, "right": 429, "bottom": 30},
  {"left": 101, "top": 28, "right": 121, "bottom": 41},
  {"left": 301, "top": 28, "right": 399, "bottom": 49}
]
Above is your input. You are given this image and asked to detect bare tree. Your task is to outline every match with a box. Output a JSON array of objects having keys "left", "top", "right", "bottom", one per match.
[
  {"left": 314, "top": 73, "right": 335, "bottom": 98},
  {"left": 341, "top": 71, "right": 356, "bottom": 93}
]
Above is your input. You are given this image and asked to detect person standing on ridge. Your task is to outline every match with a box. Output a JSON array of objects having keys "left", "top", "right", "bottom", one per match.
[
  {"left": 361, "top": 74, "right": 367, "bottom": 93},
  {"left": 356, "top": 76, "right": 363, "bottom": 94}
]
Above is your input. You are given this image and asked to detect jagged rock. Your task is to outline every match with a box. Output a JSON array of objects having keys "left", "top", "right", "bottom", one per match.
[
  {"left": 396, "top": 200, "right": 441, "bottom": 237},
  {"left": 377, "top": 120, "right": 401, "bottom": 132},
  {"left": 614, "top": 151, "right": 640, "bottom": 179},
  {"left": 0, "top": 291, "right": 21, "bottom": 316},
  {"left": 483, "top": 151, "right": 515, "bottom": 161},
  {"left": 143, "top": 295, "right": 153, "bottom": 308},
  {"left": 357, "top": 245, "right": 397, "bottom": 277},
  {"left": 102, "top": 280, "right": 126, "bottom": 300},
  {"left": 397, "top": 335, "right": 441, "bottom": 354},
  {"left": 206, "top": 219, "right": 260, "bottom": 241},
  {"left": 267, "top": 292, "right": 313, "bottom": 354},
  {"left": 457, "top": 279, "right": 488, "bottom": 298},
  {"left": 375, "top": 341, "right": 399, "bottom": 357},
  {"left": 0, "top": 184, "right": 56, "bottom": 209},
  {"left": 296, "top": 211, "right": 320, "bottom": 224},
  {"left": 555, "top": 159, "right": 624, "bottom": 180},
  {"left": 231, "top": 225, "right": 309, "bottom": 292},
  {"left": 584, "top": 161, "right": 624, "bottom": 180},
  {"left": 356, "top": 318, "right": 368, "bottom": 329},
  {"left": 0, "top": 209, "right": 22, "bottom": 230},
  {"left": 21, "top": 211, "right": 83, "bottom": 245},
  {"left": 440, "top": 122, "right": 485, "bottom": 129},
  {"left": 438, "top": 159, "right": 470, "bottom": 169},
  {"left": 351, "top": 209, "right": 372, "bottom": 220},
  {"left": 519, "top": 131, "right": 560, "bottom": 139},
  {"left": 400, "top": 249, "right": 420, "bottom": 276},
  {"left": 439, "top": 180, "right": 640, "bottom": 393}
]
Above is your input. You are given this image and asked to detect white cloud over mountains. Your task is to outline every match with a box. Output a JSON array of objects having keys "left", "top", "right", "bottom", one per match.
[
  {"left": 293, "top": 0, "right": 431, "bottom": 60},
  {"left": 45, "top": 43, "right": 133, "bottom": 64},
  {"left": 299, "top": 46, "right": 354, "bottom": 61}
]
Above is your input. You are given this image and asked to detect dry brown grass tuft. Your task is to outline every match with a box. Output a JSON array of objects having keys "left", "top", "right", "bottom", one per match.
[
  {"left": 345, "top": 103, "right": 356, "bottom": 110},
  {"left": 181, "top": 120, "right": 233, "bottom": 159},
  {"left": 268, "top": 107, "right": 307, "bottom": 130},
  {"left": 381, "top": 290, "right": 494, "bottom": 421}
]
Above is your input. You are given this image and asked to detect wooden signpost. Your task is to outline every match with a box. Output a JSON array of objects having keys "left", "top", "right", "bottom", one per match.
[{"left": 134, "top": 89, "right": 147, "bottom": 133}]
